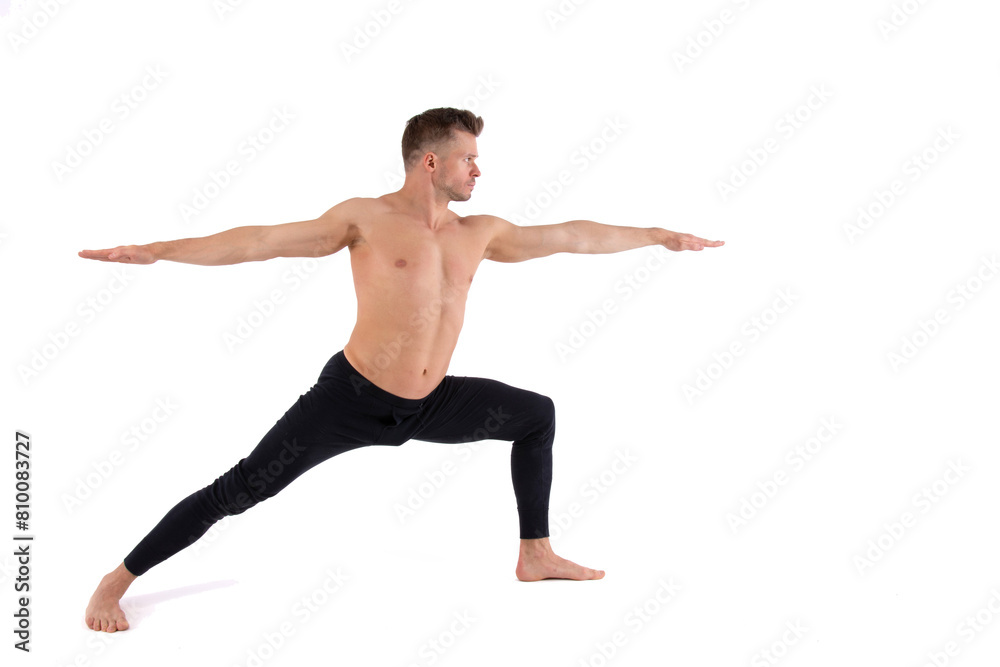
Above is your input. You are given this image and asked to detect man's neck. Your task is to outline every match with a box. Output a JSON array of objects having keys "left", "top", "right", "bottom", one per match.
[{"left": 392, "top": 181, "right": 455, "bottom": 230}]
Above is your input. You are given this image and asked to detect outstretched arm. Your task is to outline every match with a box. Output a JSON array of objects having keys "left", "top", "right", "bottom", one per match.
[
  {"left": 483, "top": 216, "right": 724, "bottom": 263},
  {"left": 78, "top": 226, "right": 260, "bottom": 265},
  {"left": 78, "top": 198, "right": 362, "bottom": 265}
]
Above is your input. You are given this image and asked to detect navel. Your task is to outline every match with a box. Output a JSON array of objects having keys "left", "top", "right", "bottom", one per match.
[{"left": 395, "top": 259, "right": 407, "bottom": 268}]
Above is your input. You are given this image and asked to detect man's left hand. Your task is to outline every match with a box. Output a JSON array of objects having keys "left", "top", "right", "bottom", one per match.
[{"left": 662, "top": 231, "right": 725, "bottom": 252}]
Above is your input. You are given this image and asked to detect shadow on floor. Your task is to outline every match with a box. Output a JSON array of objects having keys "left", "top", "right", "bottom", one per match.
[{"left": 119, "top": 579, "right": 239, "bottom": 628}]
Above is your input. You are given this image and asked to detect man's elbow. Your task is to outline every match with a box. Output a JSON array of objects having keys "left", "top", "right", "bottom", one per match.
[
  {"left": 557, "top": 220, "right": 586, "bottom": 254},
  {"left": 242, "top": 226, "right": 275, "bottom": 262}
]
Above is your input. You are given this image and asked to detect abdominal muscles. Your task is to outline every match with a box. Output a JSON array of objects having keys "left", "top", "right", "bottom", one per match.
[{"left": 346, "top": 254, "right": 471, "bottom": 398}]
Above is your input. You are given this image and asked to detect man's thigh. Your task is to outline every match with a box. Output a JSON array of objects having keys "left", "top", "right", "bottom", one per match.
[
  {"left": 408, "top": 375, "right": 554, "bottom": 445},
  {"left": 238, "top": 377, "right": 385, "bottom": 499}
]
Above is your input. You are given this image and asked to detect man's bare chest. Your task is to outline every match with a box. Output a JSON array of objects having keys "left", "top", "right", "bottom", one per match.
[{"left": 349, "top": 218, "right": 486, "bottom": 288}]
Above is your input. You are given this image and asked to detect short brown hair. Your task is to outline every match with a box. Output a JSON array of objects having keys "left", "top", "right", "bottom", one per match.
[{"left": 401, "top": 107, "right": 484, "bottom": 171}]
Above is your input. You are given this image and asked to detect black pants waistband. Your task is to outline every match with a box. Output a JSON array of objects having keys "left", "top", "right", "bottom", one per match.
[{"left": 328, "top": 349, "right": 436, "bottom": 409}]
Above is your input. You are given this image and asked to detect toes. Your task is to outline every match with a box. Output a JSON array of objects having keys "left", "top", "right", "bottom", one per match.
[{"left": 117, "top": 619, "right": 129, "bottom": 631}]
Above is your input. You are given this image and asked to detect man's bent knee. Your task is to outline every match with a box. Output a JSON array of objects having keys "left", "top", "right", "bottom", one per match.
[
  {"left": 535, "top": 395, "right": 555, "bottom": 426},
  {"left": 525, "top": 393, "right": 556, "bottom": 436}
]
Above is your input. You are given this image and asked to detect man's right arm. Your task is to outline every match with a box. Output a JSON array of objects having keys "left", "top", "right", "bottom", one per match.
[{"left": 78, "top": 198, "right": 363, "bottom": 266}]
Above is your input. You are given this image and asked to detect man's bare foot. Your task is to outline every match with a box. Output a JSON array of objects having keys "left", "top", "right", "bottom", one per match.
[
  {"left": 85, "top": 562, "right": 137, "bottom": 632},
  {"left": 515, "top": 537, "right": 605, "bottom": 581}
]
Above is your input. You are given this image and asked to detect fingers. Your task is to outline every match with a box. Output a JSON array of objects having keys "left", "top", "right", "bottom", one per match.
[
  {"left": 681, "top": 235, "right": 724, "bottom": 251},
  {"left": 78, "top": 247, "right": 136, "bottom": 262},
  {"left": 78, "top": 249, "right": 112, "bottom": 261}
]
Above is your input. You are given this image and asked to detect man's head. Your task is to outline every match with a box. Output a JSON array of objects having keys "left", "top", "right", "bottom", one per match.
[{"left": 401, "top": 107, "right": 484, "bottom": 201}]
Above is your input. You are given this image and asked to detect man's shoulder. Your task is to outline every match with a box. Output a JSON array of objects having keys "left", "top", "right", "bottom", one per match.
[
  {"left": 340, "top": 195, "right": 385, "bottom": 211},
  {"left": 319, "top": 196, "right": 393, "bottom": 224},
  {"left": 459, "top": 213, "right": 502, "bottom": 228}
]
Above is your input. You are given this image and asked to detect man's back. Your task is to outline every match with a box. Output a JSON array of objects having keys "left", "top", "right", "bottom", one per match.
[{"left": 342, "top": 194, "right": 491, "bottom": 400}]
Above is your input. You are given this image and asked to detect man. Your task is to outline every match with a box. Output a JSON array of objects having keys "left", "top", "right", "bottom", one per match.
[{"left": 80, "top": 107, "right": 724, "bottom": 632}]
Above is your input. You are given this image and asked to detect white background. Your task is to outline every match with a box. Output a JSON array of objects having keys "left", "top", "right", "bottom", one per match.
[{"left": 2, "top": 0, "right": 999, "bottom": 665}]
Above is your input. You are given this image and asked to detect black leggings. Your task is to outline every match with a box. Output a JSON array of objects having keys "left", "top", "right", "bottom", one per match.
[{"left": 122, "top": 350, "right": 555, "bottom": 576}]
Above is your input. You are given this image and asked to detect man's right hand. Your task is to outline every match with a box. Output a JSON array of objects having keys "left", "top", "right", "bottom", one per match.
[{"left": 78, "top": 245, "right": 156, "bottom": 264}]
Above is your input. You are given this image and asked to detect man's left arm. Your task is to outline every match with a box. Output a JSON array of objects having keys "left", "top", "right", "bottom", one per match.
[
  {"left": 483, "top": 216, "right": 724, "bottom": 263},
  {"left": 567, "top": 219, "right": 724, "bottom": 254}
]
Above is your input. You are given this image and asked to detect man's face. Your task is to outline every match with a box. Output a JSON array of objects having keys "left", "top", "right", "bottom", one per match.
[{"left": 433, "top": 131, "right": 480, "bottom": 202}]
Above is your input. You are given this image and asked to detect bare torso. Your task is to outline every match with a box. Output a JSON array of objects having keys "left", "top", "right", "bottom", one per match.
[{"left": 341, "top": 195, "right": 492, "bottom": 399}]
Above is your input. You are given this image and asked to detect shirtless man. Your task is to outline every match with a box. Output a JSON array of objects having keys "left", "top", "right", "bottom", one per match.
[{"left": 80, "top": 107, "right": 723, "bottom": 632}]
